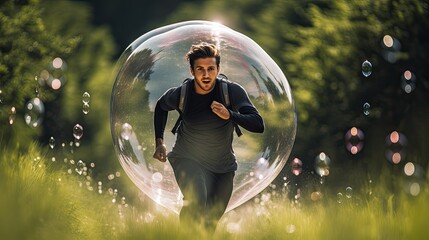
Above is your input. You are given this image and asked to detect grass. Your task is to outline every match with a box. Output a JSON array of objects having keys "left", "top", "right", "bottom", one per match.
[{"left": 0, "top": 143, "right": 427, "bottom": 239}]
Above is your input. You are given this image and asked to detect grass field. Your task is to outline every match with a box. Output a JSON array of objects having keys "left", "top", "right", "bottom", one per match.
[{"left": 0, "top": 143, "right": 427, "bottom": 239}]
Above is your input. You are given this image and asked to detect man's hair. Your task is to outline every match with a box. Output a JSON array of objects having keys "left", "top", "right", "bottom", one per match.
[{"left": 185, "top": 42, "right": 220, "bottom": 69}]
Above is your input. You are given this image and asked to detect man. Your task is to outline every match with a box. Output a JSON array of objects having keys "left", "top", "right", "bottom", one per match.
[{"left": 153, "top": 42, "right": 264, "bottom": 229}]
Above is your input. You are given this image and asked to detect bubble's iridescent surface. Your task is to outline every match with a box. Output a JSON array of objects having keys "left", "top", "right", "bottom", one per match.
[
  {"left": 361, "top": 60, "right": 372, "bottom": 77},
  {"left": 24, "top": 97, "right": 45, "bottom": 128},
  {"left": 110, "top": 20, "right": 296, "bottom": 214}
]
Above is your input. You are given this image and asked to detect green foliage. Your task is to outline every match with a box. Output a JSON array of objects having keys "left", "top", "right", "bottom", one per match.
[
  {"left": 1, "top": 144, "right": 427, "bottom": 239},
  {"left": 0, "top": 143, "right": 121, "bottom": 239},
  {"left": 0, "top": 0, "right": 79, "bottom": 144},
  {"left": 166, "top": 0, "right": 429, "bottom": 185},
  {"left": 39, "top": 0, "right": 119, "bottom": 175}
]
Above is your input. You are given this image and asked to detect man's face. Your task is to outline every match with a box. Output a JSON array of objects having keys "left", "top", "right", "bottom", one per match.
[{"left": 191, "top": 57, "right": 220, "bottom": 94}]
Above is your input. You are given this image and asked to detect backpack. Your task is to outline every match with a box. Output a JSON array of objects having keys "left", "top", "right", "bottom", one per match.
[{"left": 171, "top": 73, "right": 242, "bottom": 137}]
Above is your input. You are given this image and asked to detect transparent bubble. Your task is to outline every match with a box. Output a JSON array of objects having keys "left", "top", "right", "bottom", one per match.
[
  {"left": 400, "top": 70, "right": 416, "bottom": 94},
  {"left": 110, "top": 20, "right": 297, "bottom": 214},
  {"left": 337, "top": 192, "right": 344, "bottom": 203},
  {"left": 49, "top": 136, "right": 55, "bottom": 149},
  {"left": 314, "top": 152, "right": 330, "bottom": 177},
  {"left": 75, "top": 160, "right": 85, "bottom": 175},
  {"left": 24, "top": 97, "right": 45, "bottom": 128},
  {"left": 8, "top": 106, "right": 16, "bottom": 125},
  {"left": 291, "top": 158, "right": 302, "bottom": 176},
  {"left": 345, "top": 187, "right": 353, "bottom": 198},
  {"left": 82, "top": 103, "right": 90, "bottom": 114},
  {"left": 345, "top": 127, "right": 364, "bottom": 155},
  {"left": 385, "top": 131, "right": 407, "bottom": 164},
  {"left": 361, "top": 60, "right": 372, "bottom": 77},
  {"left": 381, "top": 35, "right": 401, "bottom": 63},
  {"left": 49, "top": 57, "right": 66, "bottom": 78},
  {"left": 363, "top": 102, "right": 370, "bottom": 116},
  {"left": 82, "top": 92, "right": 91, "bottom": 104},
  {"left": 73, "top": 124, "right": 84, "bottom": 140}
]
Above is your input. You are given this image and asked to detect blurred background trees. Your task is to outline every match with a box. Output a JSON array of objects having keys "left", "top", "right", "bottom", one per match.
[{"left": 1, "top": 0, "right": 428, "bottom": 201}]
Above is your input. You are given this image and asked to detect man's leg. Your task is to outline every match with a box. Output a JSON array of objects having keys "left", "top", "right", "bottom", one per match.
[
  {"left": 171, "top": 158, "right": 208, "bottom": 224},
  {"left": 205, "top": 171, "right": 235, "bottom": 230}
]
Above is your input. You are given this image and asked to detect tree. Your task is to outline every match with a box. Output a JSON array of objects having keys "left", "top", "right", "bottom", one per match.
[{"left": 0, "top": 0, "right": 79, "bottom": 147}]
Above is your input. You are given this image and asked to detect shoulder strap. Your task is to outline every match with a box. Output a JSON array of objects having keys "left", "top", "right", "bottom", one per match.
[
  {"left": 218, "top": 73, "right": 230, "bottom": 107},
  {"left": 172, "top": 78, "right": 191, "bottom": 134},
  {"left": 218, "top": 74, "right": 242, "bottom": 137},
  {"left": 172, "top": 75, "right": 242, "bottom": 137},
  {"left": 178, "top": 78, "right": 192, "bottom": 113}
]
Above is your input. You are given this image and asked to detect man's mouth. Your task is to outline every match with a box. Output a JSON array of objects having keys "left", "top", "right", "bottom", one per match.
[{"left": 202, "top": 79, "right": 211, "bottom": 84}]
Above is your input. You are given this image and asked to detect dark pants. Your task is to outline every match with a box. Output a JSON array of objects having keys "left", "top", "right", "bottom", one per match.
[{"left": 170, "top": 157, "right": 234, "bottom": 229}]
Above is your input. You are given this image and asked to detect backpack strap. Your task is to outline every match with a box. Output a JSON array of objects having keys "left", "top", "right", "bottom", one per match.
[
  {"left": 218, "top": 74, "right": 242, "bottom": 137},
  {"left": 172, "top": 78, "right": 191, "bottom": 134},
  {"left": 171, "top": 75, "right": 242, "bottom": 137}
]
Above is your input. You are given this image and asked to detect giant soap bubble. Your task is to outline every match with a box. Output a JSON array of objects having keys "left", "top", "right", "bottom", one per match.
[{"left": 110, "top": 20, "right": 296, "bottom": 214}]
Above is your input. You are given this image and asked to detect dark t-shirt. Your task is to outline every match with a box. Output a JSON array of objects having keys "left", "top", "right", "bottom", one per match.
[{"left": 154, "top": 79, "right": 264, "bottom": 173}]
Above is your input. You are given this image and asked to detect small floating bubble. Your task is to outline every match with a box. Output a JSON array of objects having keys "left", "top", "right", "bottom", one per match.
[
  {"left": 75, "top": 160, "right": 85, "bottom": 175},
  {"left": 24, "top": 97, "right": 45, "bottom": 128},
  {"left": 345, "top": 187, "right": 353, "bottom": 198},
  {"left": 314, "top": 152, "right": 330, "bottom": 177},
  {"left": 49, "top": 136, "right": 55, "bottom": 149},
  {"left": 363, "top": 102, "right": 370, "bottom": 116},
  {"left": 291, "top": 158, "right": 302, "bottom": 176},
  {"left": 345, "top": 127, "right": 365, "bottom": 155},
  {"left": 82, "top": 92, "right": 90, "bottom": 104},
  {"left": 385, "top": 131, "right": 408, "bottom": 164},
  {"left": 337, "top": 192, "right": 344, "bottom": 203},
  {"left": 0, "top": 89, "right": 4, "bottom": 104},
  {"left": 9, "top": 106, "right": 16, "bottom": 125},
  {"left": 73, "top": 124, "right": 84, "bottom": 140},
  {"left": 361, "top": 60, "right": 372, "bottom": 77},
  {"left": 82, "top": 103, "right": 90, "bottom": 114}
]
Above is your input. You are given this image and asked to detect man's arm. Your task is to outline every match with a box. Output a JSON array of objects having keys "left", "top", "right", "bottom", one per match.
[
  {"left": 228, "top": 83, "right": 265, "bottom": 133},
  {"left": 153, "top": 102, "right": 168, "bottom": 162},
  {"left": 229, "top": 106, "right": 264, "bottom": 133},
  {"left": 152, "top": 87, "right": 179, "bottom": 162}
]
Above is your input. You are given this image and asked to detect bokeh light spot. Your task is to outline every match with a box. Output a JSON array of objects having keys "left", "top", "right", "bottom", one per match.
[{"left": 383, "top": 35, "right": 394, "bottom": 47}]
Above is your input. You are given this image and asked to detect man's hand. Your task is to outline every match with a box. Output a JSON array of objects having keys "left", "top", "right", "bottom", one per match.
[
  {"left": 211, "top": 101, "right": 230, "bottom": 120},
  {"left": 153, "top": 138, "right": 167, "bottom": 162}
]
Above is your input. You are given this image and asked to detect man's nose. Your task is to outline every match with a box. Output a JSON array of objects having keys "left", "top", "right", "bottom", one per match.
[{"left": 202, "top": 69, "right": 209, "bottom": 76}]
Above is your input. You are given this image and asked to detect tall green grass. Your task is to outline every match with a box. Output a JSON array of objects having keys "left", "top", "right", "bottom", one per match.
[{"left": 1, "top": 143, "right": 427, "bottom": 239}]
